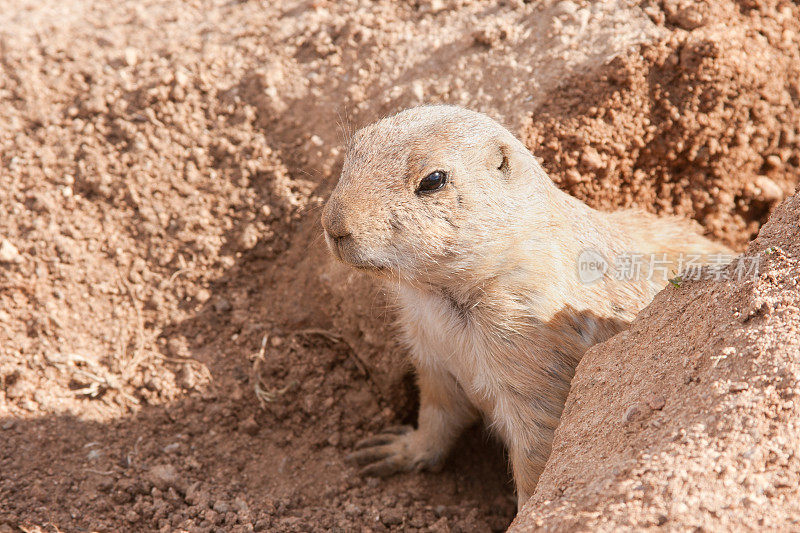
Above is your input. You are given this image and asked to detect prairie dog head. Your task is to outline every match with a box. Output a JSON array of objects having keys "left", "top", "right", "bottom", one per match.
[{"left": 321, "top": 105, "right": 555, "bottom": 287}]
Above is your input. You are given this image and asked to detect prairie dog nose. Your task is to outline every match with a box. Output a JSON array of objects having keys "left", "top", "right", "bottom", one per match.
[{"left": 321, "top": 197, "right": 352, "bottom": 240}]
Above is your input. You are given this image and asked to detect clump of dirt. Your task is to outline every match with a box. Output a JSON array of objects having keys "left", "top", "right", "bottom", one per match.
[
  {"left": 523, "top": 0, "right": 800, "bottom": 249},
  {"left": 512, "top": 190, "right": 800, "bottom": 531},
  {"left": 0, "top": 0, "right": 799, "bottom": 531}
]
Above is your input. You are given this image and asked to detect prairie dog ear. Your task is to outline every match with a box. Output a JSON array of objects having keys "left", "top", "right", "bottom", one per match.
[{"left": 487, "top": 138, "right": 511, "bottom": 177}]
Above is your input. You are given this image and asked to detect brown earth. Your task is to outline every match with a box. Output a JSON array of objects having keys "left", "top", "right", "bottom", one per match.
[
  {"left": 512, "top": 189, "right": 800, "bottom": 532},
  {"left": 0, "top": 0, "right": 798, "bottom": 531}
]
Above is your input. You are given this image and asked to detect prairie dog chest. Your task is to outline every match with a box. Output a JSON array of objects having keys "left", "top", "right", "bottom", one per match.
[{"left": 395, "top": 286, "right": 504, "bottom": 406}]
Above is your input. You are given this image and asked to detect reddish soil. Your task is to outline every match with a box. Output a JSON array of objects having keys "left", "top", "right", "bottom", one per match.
[{"left": 0, "top": 0, "right": 798, "bottom": 531}]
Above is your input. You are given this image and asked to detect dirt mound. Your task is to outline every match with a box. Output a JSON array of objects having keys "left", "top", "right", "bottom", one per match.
[
  {"left": 523, "top": 0, "right": 800, "bottom": 250},
  {"left": 512, "top": 189, "right": 800, "bottom": 531},
  {"left": 0, "top": 0, "right": 799, "bottom": 530}
]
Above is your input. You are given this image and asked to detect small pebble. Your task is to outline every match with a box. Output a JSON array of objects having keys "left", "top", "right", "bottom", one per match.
[
  {"left": 754, "top": 176, "right": 784, "bottom": 203},
  {"left": 765, "top": 154, "right": 783, "bottom": 169},
  {"left": 97, "top": 476, "right": 115, "bottom": 492},
  {"left": 238, "top": 416, "right": 260, "bottom": 436},
  {"left": 624, "top": 404, "right": 643, "bottom": 423},
  {"left": 555, "top": 0, "right": 578, "bottom": 15},
  {"left": 381, "top": 508, "right": 403, "bottom": 526},
  {"left": 729, "top": 381, "right": 749, "bottom": 393},
  {"left": 411, "top": 81, "right": 424, "bottom": 101},
  {"left": 124, "top": 47, "right": 138, "bottom": 66},
  {"left": 213, "top": 500, "right": 230, "bottom": 514},
  {"left": 147, "top": 464, "right": 184, "bottom": 493},
  {"left": 163, "top": 442, "right": 181, "bottom": 453},
  {"left": 0, "top": 239, "right": 22, "bottom": 263},
  {"left": 174, "top": 70, "right": 189, "bottom": 87},
  {"left": 178, "top": 364, "right": 198, "bottom": 389},
  {"left": 580, "top": 147, "right": 604, "bottom": 170},
  {"left": 237, "top": 223, "right": 259, "bottom": 250},
  {"left": 195, "top": 288, "right": 211, "bottom": 303},
  {"left": 214, "top": 298, "right": 232, "bottom": 313},
  {"left": 647, "top": 395, "right": 666, "bottom": 410},
  {"left": 565, "top": 169, "right": 583, "bottom": 184},
  {"left": 167, "top": 337, "right": 186, "bottom": 357}
]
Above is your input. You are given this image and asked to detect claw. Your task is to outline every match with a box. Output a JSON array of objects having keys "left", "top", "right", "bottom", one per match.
[
  {"left": 355, "top": 433, "right": 400, "bottom": 450},
  {"left": 346, "top": 444, "right": 395, "bottom": 465},
  {"left": 354, "top": 426, "right": 412, "bottom": 449},
  {"left": 359, "top": 457, "right": 407, "bottom": 477},
  {"left": 354, "top": 435, "right": 395, "bottom": 449},
  {"left": 346, "top": 426, "right": 440, "bottom": 479}
]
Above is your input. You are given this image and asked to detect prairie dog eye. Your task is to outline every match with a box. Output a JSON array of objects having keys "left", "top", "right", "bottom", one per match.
[{"left": 416, "top": 170, "right": 448, "bottom": 194}]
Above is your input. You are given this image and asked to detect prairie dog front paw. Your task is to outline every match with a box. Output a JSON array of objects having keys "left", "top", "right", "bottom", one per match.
[{"left": 347, "top": 425, "right": 446, "bottom": 477}]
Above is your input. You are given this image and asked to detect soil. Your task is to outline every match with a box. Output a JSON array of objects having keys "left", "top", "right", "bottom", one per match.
[
  {"left": 512, "top": 190, "right": 800, "bottom": 532},
  {"left": 0, "top": 0, "right": 798, "bottom": 531}
]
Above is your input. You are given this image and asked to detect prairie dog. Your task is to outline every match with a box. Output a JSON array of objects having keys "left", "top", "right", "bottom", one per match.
[{"left": 321, "top": 105, "right": 731, "bottom": 507}]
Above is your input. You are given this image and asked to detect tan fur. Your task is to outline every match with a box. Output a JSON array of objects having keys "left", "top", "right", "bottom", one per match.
[{"left": 321, "top": 105, "right": 732, "bottom": 507}]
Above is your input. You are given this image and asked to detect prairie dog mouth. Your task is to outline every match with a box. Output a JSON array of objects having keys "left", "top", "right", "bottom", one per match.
[
  {"left": 323, "top": 231, "right": 390, "bottom": 273},
  {"left": 323, "top": 231, "right": 345, "bottom": 260}
]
